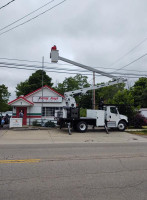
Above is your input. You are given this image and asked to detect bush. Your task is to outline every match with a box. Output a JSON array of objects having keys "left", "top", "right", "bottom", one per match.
[
  {"left": 44, "top": 121, "right": 55, "bottom": 127},
  {"left": 129, "top": 113, "right": 147, "bottom": 128},
  {"left": 32, "top": 120, "right": 41, "bottom": 126},
  {"left": 80, "top": 108, "right": 86, "bottom": 117}
]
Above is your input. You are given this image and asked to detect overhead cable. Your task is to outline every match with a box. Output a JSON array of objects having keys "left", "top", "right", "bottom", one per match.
[
  {"left": 1, "top": 61, "right": 147, "bottom": 75},
  {"left": 107, "top": 37, "right": 147, "bottom": 67},
  {"left": 0, "top": 0, "right": 55, "bottom": 32},
  {"left": 0, "top": 0, "right": 15, "bottom": 10},
  {"left": 1, "top": 56, "right": 147, "bottom": 73},
  {"left": 0, "top": 0, "right": 67, "bottom": 36},
  {"left": 0, "top": 57, "right": 72, "bottom": 66},
  {"left": 0, "top": 63, "right": 146, "bottom": 77},
  {"left": 111, "top": 53, "right": 147, "bottom": 73}
]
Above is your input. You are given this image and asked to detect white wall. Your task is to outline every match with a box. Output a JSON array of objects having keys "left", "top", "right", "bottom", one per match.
[
  {"left": 140, "top": 110, "right": 147, "bottom": 118},
  {"left": 10, "top": 86, "right": 67, "bottom": 125}
]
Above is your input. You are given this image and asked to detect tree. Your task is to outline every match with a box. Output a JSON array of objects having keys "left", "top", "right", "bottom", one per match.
[
  {"left": 108, "top": 89, "right": 135, "bottom": 122},
  {"left": 0, "top": 84, "right": 10, "bottom": 112},
  {"left": 54, "top": 74, "right": 92, "bottom": 108},
  {"left": 55, "top": 74, "right": 90, "bottom": 95},
  {"left": 131, "top": 77, "right": 147, "bottom": 108},
  {"left": 142, "top": 88, "right": 147, "bottom": 107},
  {"left": 16, "top": 70, "right": 53, "bottom": 97},
  {"left": 108, "top": 89, "right": 134, "bottom": 105},
  {"left": 95, "top": 83, "right": 125, "bottom": 106}
]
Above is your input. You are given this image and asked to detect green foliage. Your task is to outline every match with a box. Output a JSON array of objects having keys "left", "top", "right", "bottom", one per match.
[
  {"left": 77, "top": 91, "right": 93, "bottom": 109},
  {"left": 131, "top": 77, "right": 147, "bottom": 108},
  {"left": 54, "top": 74, "right": 90, "bottom": 95},
  {"left": 142, "top": 88, "right": 147, "bottom": 107},
  {"left": 16, "top": 70, "right": 53, "bottom": 97},
  {"left": 0, "top": 84, "right": 10, "bottom": 112},
  {"left": 44, "top": 121, "right": 55, "bottom": 127},
  {"left": 80, "top": 108, "right": 87, "bottom": 117},
  {"left": 32, "top": 120, "right": 41, "bottom": 126},
  {"left": 95, "top": 83, "right": 125, "bottom": 106},
  {"left": 108, "top": 89, "right": 134, "bottom": 105},
  {"left": 107, "top": 89, "right": 135, "bottom": 121},
  {"left": 54, "top": 74, "right": 92, "bottom": 108}
]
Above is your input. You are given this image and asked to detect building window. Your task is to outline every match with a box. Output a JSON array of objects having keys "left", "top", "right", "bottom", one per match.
[{"left": 42, "top": 107, "right": 62, "bottom": 117}]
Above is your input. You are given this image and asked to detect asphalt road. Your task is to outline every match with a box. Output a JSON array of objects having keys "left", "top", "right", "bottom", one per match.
[{"left": 0, "top": 143, "right": 147, "bottom": 200}]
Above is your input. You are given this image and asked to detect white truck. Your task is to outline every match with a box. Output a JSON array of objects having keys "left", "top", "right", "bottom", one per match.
[{"left": 51, "top": 47, "right": 128, "bottom": 134}]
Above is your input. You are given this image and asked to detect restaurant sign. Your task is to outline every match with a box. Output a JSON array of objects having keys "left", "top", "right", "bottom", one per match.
[
  {"left": 33, "top": 96, "right": 62, "bottom": 103},
  {"left": 10, "top": 118, "right": 22, "bottom": 128}
]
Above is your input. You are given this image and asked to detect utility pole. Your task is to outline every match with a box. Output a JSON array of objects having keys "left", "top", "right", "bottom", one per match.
[
  {"left": 41, "top": 56, "right": 44, "bottom": 126},
  {"left": 93, "top": 72, "right": 95, "bottom": 110}
]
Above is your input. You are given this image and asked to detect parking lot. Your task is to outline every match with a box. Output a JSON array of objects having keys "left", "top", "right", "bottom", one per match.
[{"left": 0, "top": 127, "right": 146, "bottom": 145}]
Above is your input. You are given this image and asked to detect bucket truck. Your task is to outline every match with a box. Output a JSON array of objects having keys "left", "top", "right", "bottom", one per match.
[{"left": 50, "top": 47, "right": 128, "bottom": 134}]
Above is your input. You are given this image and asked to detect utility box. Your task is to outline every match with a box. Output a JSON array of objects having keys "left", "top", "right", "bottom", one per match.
[{"left": 87, "top": 109, "right": 105, "bottom": 126}]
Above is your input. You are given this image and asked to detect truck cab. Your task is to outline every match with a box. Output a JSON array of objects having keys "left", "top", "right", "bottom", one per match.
[{"left": 105, "top": 106, "right": 128, "bottom": 131}]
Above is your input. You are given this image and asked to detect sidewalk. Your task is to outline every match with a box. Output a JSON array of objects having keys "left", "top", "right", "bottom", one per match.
[{"left": 0, "top": 128, "right": 147, "bottom": 144}]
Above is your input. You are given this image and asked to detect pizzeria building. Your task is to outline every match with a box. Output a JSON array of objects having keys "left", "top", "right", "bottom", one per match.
[{"left": 8, "top": 85, "right": 66, "bottom": 126}]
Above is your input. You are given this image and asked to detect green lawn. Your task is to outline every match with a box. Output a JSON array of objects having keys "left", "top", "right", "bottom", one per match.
[{"left": 128, "top": 130, "right": 147, "bottom": 135}]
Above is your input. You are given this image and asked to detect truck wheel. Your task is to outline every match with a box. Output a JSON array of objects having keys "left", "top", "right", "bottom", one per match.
[
  {"left": 76, "top": 121, "right": 87, "bottom": 133},
  {"left": 118, "top": 121, "right": 126, "bottom": 131}
]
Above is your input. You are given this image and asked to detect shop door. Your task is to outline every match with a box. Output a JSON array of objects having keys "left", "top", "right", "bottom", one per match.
[{"left": 16, "top": 107, "right": 27, "bottom": 125}]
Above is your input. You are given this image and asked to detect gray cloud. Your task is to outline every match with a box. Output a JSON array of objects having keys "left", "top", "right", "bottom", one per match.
[{"left": 0, "top": 0, "right": 147, "bottom": 101}]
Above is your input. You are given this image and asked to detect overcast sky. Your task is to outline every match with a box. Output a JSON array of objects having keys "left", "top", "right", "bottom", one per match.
[{"left": 0, "top": 0, "right": 147, "bottom": 101}]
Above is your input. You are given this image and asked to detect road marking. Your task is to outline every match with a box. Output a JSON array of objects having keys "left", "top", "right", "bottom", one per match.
[{"left": 0, "top": 159, "right": 40, "bottom": 164}]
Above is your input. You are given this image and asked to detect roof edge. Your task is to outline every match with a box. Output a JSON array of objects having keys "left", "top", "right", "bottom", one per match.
[
  {"left": 24, "top": 85, "right": 65, "bottom": 98},
  {"left": 8, "top": 97, "right": 34, "bottom": 105}
]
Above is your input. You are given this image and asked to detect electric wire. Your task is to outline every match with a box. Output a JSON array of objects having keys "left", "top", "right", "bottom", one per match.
[
  {"left": 107, "top": 37, "right": 147, "bottom": 67},
  {"left": 0, "top": 61, "right": 85, "bottom": 72},
  {"left": 0, "top": 64, "right": 95, "bottom": 75},
  {"left": 0, "top": 57, "right": 73, "bottom": 66},
  {"left": 111, "top": 53, "right": 147, "bottom": 73},
  {"left": 0, "top": 63, "right": 146, "bottom": 78},
  {"left": 0, "top": 57, "right": 147, "bottom": 73},
  {"left": 0, "top": 0, "right": 67, "bottom": 36},
  {"left": 0, "top": 61, "right": 147, "bottom": 75},
  {"left": 0, "top": 0, "right": 15, "bottom": 10},
  {"left": 0, "top": 0, "right": 55, "bottom": 32}
]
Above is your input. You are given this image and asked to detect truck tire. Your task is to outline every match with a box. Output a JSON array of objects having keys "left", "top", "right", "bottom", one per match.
[
  {"left": 118, "top": 121, "right": 126, "bottom": 131},
  {"left": 76, "top": 121, "right": 87, "bottom": 133}
]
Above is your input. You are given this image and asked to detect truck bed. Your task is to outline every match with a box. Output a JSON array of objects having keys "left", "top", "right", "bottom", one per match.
[{"left": 58, "top": 117, "right": 97, "bottom": 126}]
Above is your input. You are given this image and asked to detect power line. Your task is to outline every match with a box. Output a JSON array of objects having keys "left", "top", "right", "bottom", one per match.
[
  {"left": 0, "top": 0, "right": 67, "bottom": 36},
  {"left": 107, "top": 37, "right": 147, "bottom": 67},
  {"left": 0, "top": 0, "right": 55, "bottom": 32},
  {"left": 0, "top": 0, "right": 15, "bottom": 10},
  {"left": 111, "top": 53, "right": 147, "bottom": 73},
  {"left": 0, "top": 57, "right": 147, "bottom": 73},
  {"left": 0, "top": 63, "right": 146, "bottom": 78},
  {"left": 0, "top": 57, "right": 73, "bottom": 66},
  {"left": 0, "top": 64, "right": 94, "bottom": 75},
  {"left": 1, "top": 61, "right": 147, "bottom": 75},
  {"left": 0, "top": 61, "right": 84, "bottom": 72}
]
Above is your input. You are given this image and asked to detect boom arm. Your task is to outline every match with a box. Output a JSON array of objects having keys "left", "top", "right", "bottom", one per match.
[
  {"left": 64, "top": 78, "right": 126, "bottom": 106},
  {"left": 51, "top": 49, "right": 117, "bottom": 79},
  {"left": 50, "top": 47, "right": 127, "bottom": 106}
]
